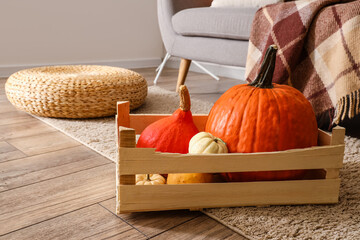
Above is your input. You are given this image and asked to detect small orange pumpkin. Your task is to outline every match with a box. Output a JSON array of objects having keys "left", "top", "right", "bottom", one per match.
[
  {"left": 205, "top": 45, "right": 318, "bottom": 182},
  {"left": 137, "top": 85, "right": 199, "bottom": 154}
]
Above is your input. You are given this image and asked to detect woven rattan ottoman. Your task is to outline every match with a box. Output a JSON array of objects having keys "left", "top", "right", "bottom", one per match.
[{"left": 5, "top": 65, "right": 147, "bottom": 118}]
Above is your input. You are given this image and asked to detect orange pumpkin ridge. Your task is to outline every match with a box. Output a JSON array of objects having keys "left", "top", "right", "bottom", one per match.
[{"left": 205, "top": 45, "right": 318, "bottom": 182}]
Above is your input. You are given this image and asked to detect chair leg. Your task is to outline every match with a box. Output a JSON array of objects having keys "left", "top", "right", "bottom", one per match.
[
  {"left": 154, "top": 53, "right": 171, "bottom": 85},
  {"left": 176, "top": 58, "right": 192, "bottom": 92},
  {"left": 156, "top": 53, "right": 171, "bottom": 72},
  {"left": 192, "top": 61, "right": 220, "bottom": 81}
]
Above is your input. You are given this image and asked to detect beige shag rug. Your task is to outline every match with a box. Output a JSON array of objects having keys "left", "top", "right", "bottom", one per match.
[{"left": 36, "top": 86, "right": 360, "bottom": 240}]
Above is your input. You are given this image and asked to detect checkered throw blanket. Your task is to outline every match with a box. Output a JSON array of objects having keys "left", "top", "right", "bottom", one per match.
[{"left": 245, "top": 0, "right": 360, "bottom": 130}]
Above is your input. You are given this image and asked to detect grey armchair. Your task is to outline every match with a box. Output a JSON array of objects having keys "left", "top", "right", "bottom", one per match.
[{"left": 157, "top": 0, "right": 257, "bottom": 91}]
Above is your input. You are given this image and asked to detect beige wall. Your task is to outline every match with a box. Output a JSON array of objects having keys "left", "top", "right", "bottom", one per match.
[{"left": 0, "top": 0, "right": 163, "bottom": 74}]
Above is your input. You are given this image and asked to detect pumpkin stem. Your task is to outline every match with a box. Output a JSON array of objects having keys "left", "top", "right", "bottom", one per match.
[
  {"left": 214, "top": 137, "right": 227, "bottom": 146},
  {"left": 146, "top": 174, "right": 151, "bottom": 181},
  {"left": 249, "top": 45, "right": 278, "bottom": 89},
  {"left": 179, "top": 85, "right": 191, "bottom": 111}
]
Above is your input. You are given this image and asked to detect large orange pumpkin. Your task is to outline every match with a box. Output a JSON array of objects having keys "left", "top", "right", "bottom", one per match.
[
  {"left": 205, "top": 45, "right": 318, "bottom": 182},
  {"left": 137, "top": 85, "right": 199, "bottom": 154}
]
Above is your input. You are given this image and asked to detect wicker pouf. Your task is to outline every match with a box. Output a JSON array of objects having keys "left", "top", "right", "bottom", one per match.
[{"left": 5, "top": 65, "right": 147, "bottom": 118}]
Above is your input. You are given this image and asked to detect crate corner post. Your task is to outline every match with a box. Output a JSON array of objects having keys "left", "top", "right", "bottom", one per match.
[
  {"left": 330, "top": 126, "right": 346, "bottom": 146},
  {"left": 325, "top": 126, "right": 346, "bottom": 179},
  {"left": 116, "top": 101, "right": 130, "bottom": 128},
  {"left": 116, "top": 126, "right": 136, "bottom": 215}
]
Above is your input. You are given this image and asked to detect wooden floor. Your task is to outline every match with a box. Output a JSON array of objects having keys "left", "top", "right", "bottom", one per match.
[{"left": 0, "top": 67, "right": 246, "bottom": 240}]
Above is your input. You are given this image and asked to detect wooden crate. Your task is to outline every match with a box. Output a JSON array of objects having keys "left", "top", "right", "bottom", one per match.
[{"left": 115, "top": 101, "right": 345, "bottom": 214}]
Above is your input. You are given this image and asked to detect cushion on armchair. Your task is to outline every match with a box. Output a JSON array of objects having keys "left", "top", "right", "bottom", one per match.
[{"left": 172, "top": 7, "right": 257, "bottom": 41}]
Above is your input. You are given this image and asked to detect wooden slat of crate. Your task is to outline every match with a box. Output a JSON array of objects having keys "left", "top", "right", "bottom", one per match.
[
  {"left": 118, "top": 144, "right": 344, "bottom": 175},
  {"left": 129, "top": 114, "right": 208, "bottom": 134},
  {"left": 118, "top": 179, "right": 340, "bottom": 213}
]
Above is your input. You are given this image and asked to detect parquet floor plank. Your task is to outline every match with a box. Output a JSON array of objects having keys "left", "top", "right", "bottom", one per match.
[
  {"left": 0, "top": 164, "right": 114, "bottom": 235},
  {"left": 7, "top": 131, "right": 81, "bottom": 156},
  {"left": 0, "top": 141, "right": 26, "bottom": 163},
  {"left": 0, "top": 204, "right": 146, "bottom": 240},
  {"left": 0, "top": 145, "right": 110, "bottom": 192},
  {"left": 100, "top": 198, "right": 201, "bottom": 238}
]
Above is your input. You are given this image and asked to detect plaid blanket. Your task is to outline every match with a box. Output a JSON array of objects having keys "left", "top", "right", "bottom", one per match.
[{"left": 245, "top": 0, "right": 360, "bottom": 130}]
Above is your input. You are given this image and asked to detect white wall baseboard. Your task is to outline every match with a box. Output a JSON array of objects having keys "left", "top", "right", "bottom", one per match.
[
  {"left": 166, "top": 58, "right": 246, "bottom": 81},
  {"left": 0, "top": 58, "right": 162, "bottom": 78},
  {"left": 0, "top": 57, "right": 246, "bottom": 81}
]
